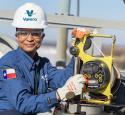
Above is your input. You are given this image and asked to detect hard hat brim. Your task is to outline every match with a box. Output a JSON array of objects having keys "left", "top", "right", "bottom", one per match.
[{"left": 12, "top": 22, "right": 48, "bottom": 29}]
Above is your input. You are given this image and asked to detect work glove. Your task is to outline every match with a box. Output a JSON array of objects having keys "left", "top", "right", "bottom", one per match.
[
  {"left": 71, "top": 28, "right": 90, "bottom": 39},
  {"left": 57, "top": 74, "right": 86, "bottom": 101}
]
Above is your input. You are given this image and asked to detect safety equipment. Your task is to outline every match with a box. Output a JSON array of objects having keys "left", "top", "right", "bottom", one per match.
[
  {"left": 12, "top": 2, "right": 48, "bottom": 29},
  {"left": 15, "top": 30, "right": 44, "bottom": 38},
  {"left": 72, "top": 28, "right": 91, "bottom": 39},
  {"left": 57, "top": 74, "right": 86, "bottom": 100}
]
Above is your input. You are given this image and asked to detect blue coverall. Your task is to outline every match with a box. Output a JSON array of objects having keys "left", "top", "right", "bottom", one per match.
[{"left": 0, "top": 48, "right": 74, "bottom": 114}]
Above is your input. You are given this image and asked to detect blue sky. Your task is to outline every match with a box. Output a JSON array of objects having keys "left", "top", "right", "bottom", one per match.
[
  {"left": 0, "top": 0, "right": 125, "bottom": 20},
  {"left": 0, "top": 0, "right": 125, "bottom": 45}
]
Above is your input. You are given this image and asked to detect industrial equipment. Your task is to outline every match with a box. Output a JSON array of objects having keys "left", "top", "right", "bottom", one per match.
[
  {"left": 0, "top": 33, "right": 17, "bottom": 58},
  {"left": 70, "top": 33, "right": 116, "bottom": 105},
  {"left": 54, "top": 32, "right": 122, "bottom": 115}
]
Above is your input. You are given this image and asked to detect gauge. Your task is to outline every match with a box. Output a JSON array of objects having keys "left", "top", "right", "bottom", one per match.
[{"left": 81, "top": 60, "right": 110, "bottom": 91}]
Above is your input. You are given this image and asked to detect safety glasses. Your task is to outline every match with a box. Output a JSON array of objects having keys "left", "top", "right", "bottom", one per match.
[{"left": 15, "top": 30, "right": 44, "bottom": 39}]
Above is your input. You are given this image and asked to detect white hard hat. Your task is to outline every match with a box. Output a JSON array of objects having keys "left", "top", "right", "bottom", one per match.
[{"left": 12, "top": 2, "right": 48, "bottom": 29}]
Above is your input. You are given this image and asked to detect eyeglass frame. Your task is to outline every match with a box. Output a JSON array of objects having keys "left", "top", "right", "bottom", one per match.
[{"left": 15, "top": 29, "right": 45, "bottom": 39}]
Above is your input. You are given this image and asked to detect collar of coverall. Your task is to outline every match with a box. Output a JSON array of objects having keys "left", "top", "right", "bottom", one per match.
[{"left": 17, "top": 47, "right": 40, "bottom": 70}]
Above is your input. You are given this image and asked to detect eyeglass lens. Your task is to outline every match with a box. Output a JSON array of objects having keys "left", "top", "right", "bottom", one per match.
[{"left": 16, "top": 30, "right": 44, "bottom": 38}]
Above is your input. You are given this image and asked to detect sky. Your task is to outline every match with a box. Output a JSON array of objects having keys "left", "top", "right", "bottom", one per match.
[
  {"left": 0, "top": 0, "right": 125, "bottom": 45},
  {"left": 0, "top": 0, "right": 124, "bottom": 20}
]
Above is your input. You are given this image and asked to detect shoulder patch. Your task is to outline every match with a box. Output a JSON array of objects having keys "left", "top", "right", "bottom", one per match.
[{"left": 3, "top": 68, "right": 16, "bottom": 79}]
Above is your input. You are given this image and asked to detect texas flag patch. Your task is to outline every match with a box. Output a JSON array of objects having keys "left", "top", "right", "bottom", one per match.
[{"left": 3, "top": 68, "right": 16, "bottom": 79}]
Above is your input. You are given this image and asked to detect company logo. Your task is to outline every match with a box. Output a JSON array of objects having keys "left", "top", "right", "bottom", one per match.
[
  {"left": 26, "top": 10, "right": 33, "bottom": 17},
  {"left": 41, "top": 74, "right": 48, "bottom": 84},
  {"left": 23, "top": 10, "right": 37, "bottom": 21}
]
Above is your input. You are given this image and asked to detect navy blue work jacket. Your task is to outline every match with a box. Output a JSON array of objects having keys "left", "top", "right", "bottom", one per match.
[{"left": 0, "top": 48, "right": 74, "bottom": 114}]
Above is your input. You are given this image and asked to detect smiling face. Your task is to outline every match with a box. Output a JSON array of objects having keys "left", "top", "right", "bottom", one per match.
[{"left": 16, "top": 28, "right": 45, "bottom": 57}]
